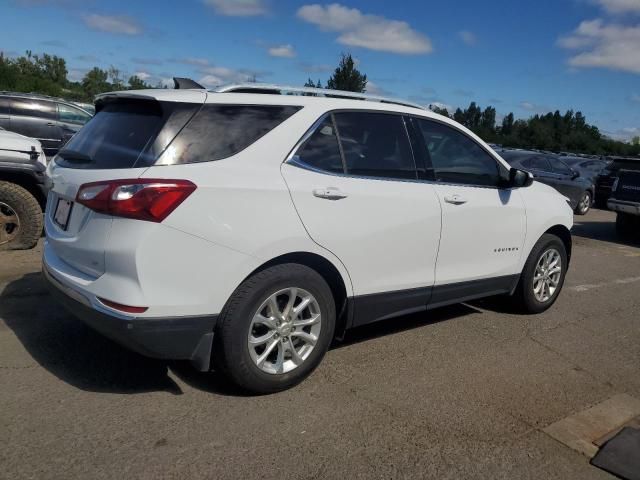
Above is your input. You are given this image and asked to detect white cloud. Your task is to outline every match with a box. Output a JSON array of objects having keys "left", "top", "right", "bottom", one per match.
[
  {"left": 558, "top": 19, "right": 640, "bottom": 74},
  {"left": 365, "top": 81, "right": 392, "bottom": 96},
  {"left": 429, "top": 101, "right": 454, "bottom": 113},
  {"left": 82, "top": 14, "right": 142, "bottom": 35},
  {"left": 603, "top": 126, "right": 640, "bottom": 141},
  {"left": 177, "top": 57, "right": 210, "bottom": 66},
  {"left": 134, "top": 71, "right": 151, "bottom": 80},
  {"left": 593, "top": 0, "right": 640, "bottom": 14},
  {"left": 296, "top": 3, "right": 432, "bottom": 55},
  {"left": 458, "top": 30, "right": 477, "bottom": 46},
  {"left": 203, "top": 0, "right": 268, "bottom": 16},
  {"left": 198, "top": 65, "right": 264, "bottom": 87},
  {"left": 268, "top": 44, "right": 296, "bottom": 58}
]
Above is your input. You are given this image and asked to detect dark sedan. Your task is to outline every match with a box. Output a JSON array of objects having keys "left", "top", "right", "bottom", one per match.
[{"left": 499, "top": 149, "right": 595, "bottom": 215}]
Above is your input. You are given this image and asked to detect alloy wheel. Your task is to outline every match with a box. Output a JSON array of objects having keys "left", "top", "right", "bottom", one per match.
[
  {"left": 247, "top": 287, "right": 322, "bottom": 375},
  {"left": 533, "top": 248, "right": 562, "bottom": 303},
  {"left": 578, "top": 193, "right": 591, "bottom": 214},
  {"left": 0, "top": 202, "right": 20, "bottom": 246}
]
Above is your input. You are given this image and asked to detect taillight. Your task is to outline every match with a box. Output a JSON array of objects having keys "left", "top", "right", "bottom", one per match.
[{"left": 76, "top": 179, "right": 196, "bottom": 222}]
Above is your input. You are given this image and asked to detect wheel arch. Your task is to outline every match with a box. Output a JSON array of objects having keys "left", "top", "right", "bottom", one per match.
[
  {"left": 545, "top": 224, "right": 572, "bottom": 265},
  {"left": 244, "top": 251, "right": 351, "bottom": 340},
  {"left": 0, "top": 170, "right": 46, "bottom": 209}
]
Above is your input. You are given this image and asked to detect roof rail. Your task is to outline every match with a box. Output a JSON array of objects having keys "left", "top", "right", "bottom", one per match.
[{"left": 213, "top": 83, "right": 426, "bottom": 111}]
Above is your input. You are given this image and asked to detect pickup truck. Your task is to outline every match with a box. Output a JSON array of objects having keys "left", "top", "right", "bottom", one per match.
[
  {"left": 607, "top": 157, "right": 640, "bottom": 237},
  {"left": 0, "top": 128, "right": 48, "bottom": 250}
]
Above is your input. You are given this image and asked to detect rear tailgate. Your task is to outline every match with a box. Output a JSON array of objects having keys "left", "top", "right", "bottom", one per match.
[{"left": 45, "top": 91, "right": 205, "bottom": 278}]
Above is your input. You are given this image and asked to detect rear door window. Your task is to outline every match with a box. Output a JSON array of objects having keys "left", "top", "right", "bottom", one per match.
[
  {"left": 333, "top": 112, "right": 417, "bottom": 180},
  {"left": 0, "top": 97, "right": 9, "bottom": 115},
  {"left": 294, "top": 116, "right": 344, "bottom": 174}
]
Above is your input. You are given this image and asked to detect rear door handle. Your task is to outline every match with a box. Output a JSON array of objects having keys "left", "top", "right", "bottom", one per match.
[
  {"left": 443, "top": 194, "right": 467, "bottom": 205},
  {"left": 46, "top": 122, "right": 56, "bottom": 126},
  {"left": 313, "top": 187, "right": 348, "bottom": 200}
]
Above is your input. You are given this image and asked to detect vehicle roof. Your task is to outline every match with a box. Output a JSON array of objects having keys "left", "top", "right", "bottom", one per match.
[
  {"left": 0, "top": 91, "right": 93, "bottom": 113},
  {"left": 95, "top": 85, "right": 512, "bottom": 170}
]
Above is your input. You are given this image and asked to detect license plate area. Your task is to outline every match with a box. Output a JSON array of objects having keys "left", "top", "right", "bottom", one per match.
[{"left": 54, "top": 199, "right": 73, "bottom": 230}]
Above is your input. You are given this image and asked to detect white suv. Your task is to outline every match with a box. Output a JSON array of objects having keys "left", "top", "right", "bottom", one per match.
[{"left": 43, "top": 84, "right": 573, "bottom": 393}]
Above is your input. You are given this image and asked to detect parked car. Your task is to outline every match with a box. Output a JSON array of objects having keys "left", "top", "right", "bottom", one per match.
[
  {"left": 0, "top": 92, "right": 93, "bottom": 156},
  {"left": 561, "top": 156, "right": 610, "bottom": 183},
  {"left": 43, "top": 84, "right": 574, "bottom": 393},
  {"left": 499, "top": 149, "right": 595, "bottom": 215},
  {"left": 0, "top": 128, "right": 48, "bottom": 250},
  {"left": 606, "top": 157, "right": 640, "bottom": 236}
]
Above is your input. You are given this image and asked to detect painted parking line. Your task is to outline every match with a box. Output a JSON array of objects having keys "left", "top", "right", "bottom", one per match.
[{"left": 569, "top": 276, "right": 640, "bottom": 293}]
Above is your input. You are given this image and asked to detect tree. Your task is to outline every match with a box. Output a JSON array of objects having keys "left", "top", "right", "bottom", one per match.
[
  {"left": 128, "top": 75, "right": 149, "bottom": 90},
  {"left": 304, "top": 78, "right": 322, "bottom": 88},
  {"left": 107, "top": 65, "right": 125, "bottom": 90},
  {"left": 326, "top": 53, "right": 367, "bottom": 93},
  {"left": 501, "top": 113, "right": 514, "bottom": 136},
  {"left": 81, "top": 67, "right": 110, "bottom": 99},
  {"left": 430, "top": 105, "right": 450, "bottom": 118},
  {"left": 632, "top": 136, "right": 640, "bottom": 146},
  {"left": 453, "top": 108, "right": 465, "bottom": 125}
]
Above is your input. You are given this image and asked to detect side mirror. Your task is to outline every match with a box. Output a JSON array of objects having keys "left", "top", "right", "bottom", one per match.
[
  {"left": 509, "top": 168, "right": 534, "bottom": 188},
  {"left": 571, "top": 170, "right": 580, "bottom": 180}
]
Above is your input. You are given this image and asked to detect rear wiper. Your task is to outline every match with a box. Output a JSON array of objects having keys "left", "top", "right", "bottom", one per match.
[{"left": 58, "top": 149, "right": 93, "bottom": 163}]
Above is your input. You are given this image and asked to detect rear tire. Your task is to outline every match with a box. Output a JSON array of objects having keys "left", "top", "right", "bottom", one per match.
[
  {"left": 0, "top": 181, "right": 42, "bottom": 251},
  {"left": 574, "top": 191, "right": 591, "bottom": 215},
  {"left": 213, "top": 263, "right": 335, "bottom": 394},
  {"left": 512, "top": 234, "right": 568, "bottom": 314}
]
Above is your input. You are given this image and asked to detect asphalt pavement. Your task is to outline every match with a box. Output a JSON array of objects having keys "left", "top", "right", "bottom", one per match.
[{"left": 1, "top": 208, "right": 639, "bottom": 479}]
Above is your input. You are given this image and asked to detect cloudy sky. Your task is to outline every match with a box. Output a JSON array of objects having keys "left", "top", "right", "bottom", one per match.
[{"left": 2, "top": 0, "right": 639, "bottom": 140}]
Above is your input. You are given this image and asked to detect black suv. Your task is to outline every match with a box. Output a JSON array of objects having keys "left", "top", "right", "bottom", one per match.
[
  {"left": 607, "top": 157, "right": 640, "bottom": 236},
  {"left": 0, "top": 92, "right": 93, "bottom": 156}
]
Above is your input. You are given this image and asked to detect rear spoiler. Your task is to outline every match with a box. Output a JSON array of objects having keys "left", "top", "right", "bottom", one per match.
[{"left": 173, "top": 77, "right": 204, "bottom": 89}]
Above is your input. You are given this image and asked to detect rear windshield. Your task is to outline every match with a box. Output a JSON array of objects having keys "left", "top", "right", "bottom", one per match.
[{"left": 56, "top": 100, "right": 301, "bottom": 169}]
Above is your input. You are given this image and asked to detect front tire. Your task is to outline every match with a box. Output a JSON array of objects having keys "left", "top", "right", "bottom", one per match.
[
  {"left": 213, "top": 264, "right": 335, "bottom": 394},
  {"left": 574, "top": 191, "right": 591, "bottom": 215},
  {"left": 513, "top": 234, "right": 568, "bottom": 314},
  {"left": 0, "top": 181, "right": 43, "bottom": 251}
]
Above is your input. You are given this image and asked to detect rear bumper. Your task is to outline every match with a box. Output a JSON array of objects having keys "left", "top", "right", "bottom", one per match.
[
  {"left": 608, "top": 199, "right": 640, "bottom": 215},
  {"left": 43, "top": 266, "right": 217, "bottom": 371}
]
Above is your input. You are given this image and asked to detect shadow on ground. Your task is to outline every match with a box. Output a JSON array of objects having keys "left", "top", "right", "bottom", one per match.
[
  {"left": 1, "top": 272, "right": 485, "bottom": 396},
  {"left": 572, "top": 219, "right": 640, "bottom": 247}
]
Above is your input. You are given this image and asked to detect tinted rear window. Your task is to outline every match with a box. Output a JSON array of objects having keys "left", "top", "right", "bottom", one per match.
[
  {"left": 156, "top": 105, "right": 301, "bottom": 165},
  {"left": 57, "top": 100, "right": 199, "bottom": 169},
  {"left": 57, "top": 102, "right": 300, "bottom": 169}
]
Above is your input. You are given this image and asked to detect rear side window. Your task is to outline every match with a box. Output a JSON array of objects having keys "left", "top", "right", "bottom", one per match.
[
  {"left": 10, "top": 99, "right": 56, "bottom": 120},
  {"left": 157, "top": 105, "right": 301, "bottom": 165},
  {"left": 334, "top": 112, "right": 416, "bottom": 180},
  {"left": 294, "top": 116, "right": 344, "bottom": 174},
  {"left": 57, "top": 100, "right": 200, "bottom": 169}
]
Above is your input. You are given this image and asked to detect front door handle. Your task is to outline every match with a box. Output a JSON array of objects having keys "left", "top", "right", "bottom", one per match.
[
  {"left": 46, "top": 122, "right": 56, "bottom": 126},
  {"left": 313, "top": 187, "right": 348, "bottom": 200},
  {"left": 444, "top": 194, "right": 468, "bottom": 205}
]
